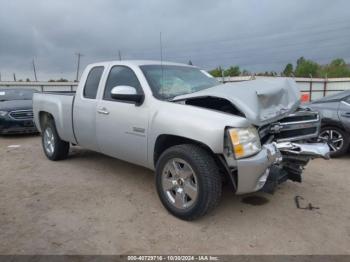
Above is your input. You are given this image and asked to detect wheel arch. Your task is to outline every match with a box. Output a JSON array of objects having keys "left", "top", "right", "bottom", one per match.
[
  {"left": 39, "top": 111, "right": 55, "bottom": 131},
  {"left": 153, "top": 134, "right": 236, "bottom": 189},
  {"left": 321, "top": 119, "right": 347, "bottom": 132}
]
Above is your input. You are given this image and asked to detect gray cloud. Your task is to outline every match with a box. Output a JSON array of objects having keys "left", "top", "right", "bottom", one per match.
[{"left": 0, "top": 0, "right": 349, "bottom": 80}]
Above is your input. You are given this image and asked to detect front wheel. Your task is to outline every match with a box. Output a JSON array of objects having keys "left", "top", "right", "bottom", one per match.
[
  {"left": 155, "top": 144, "right": 222, "bottom": 220},
  {"left": 42, "top": 119, "right": 70, "bottom": 161},
  {"left": 319, "top": 126, "right": 349, "bottom": 157}
]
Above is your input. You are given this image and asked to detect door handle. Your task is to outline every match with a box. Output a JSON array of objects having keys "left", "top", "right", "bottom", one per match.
[
  {"left": 341, "top": 112, "right": 350, "bottom": 118},
  {"left": 97, "top": 107, "right": 110, "bottom": 115}
]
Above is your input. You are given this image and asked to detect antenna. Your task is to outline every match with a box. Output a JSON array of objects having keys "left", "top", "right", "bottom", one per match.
[
  {"left": 75, "top": 52, "right": 84, "bottom": 81},
  {"left": 160, "top": 32, "right": 163, "bottom": 64},
  {"left": 160, "top": 32, "right": 164, "bottom": 88},
  {"left": 32, "top": 58, "right": 38, "bottom": 81}
]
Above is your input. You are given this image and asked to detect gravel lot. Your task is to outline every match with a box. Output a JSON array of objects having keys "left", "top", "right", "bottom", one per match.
[{"left": 0, "top": 135, "right": 349, "bottom": 255}]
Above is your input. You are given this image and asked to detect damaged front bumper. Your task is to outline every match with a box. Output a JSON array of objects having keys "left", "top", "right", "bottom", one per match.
[{"left": 234, "top": 142, "right": 330, "bottom": 194}]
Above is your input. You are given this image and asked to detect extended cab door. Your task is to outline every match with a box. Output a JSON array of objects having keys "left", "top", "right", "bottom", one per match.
[
  {"left": 73, "top": 66, "right": 105, "bottom": 151},
  {"left": 339, "top": 96, "right": 350, "bottom": 131},
  {"left": 96, "top": 65, "right": 149, "bottom": 167}
]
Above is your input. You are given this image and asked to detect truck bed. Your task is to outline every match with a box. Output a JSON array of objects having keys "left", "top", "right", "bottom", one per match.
[{"left": 33, "top": 92, "right": 77, "bottom": 144}]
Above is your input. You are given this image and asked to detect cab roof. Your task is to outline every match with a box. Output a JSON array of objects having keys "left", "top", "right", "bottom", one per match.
[{"left": 87, "top": 60, "right": 196, "bottom": 68}]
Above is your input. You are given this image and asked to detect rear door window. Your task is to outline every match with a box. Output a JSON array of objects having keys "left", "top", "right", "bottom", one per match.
[{"left": 83, "top": 66, "right": 104, "bottom": 99}]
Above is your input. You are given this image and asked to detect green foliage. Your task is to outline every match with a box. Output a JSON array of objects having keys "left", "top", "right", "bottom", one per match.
[
  {"left": 294, "top": 58, "right": 320, "bottom": 77},
  {"left": 241, "top": 69, "right": 250, "bottom": 76},
  {"left": 283, "top": 63, "right": 293, "bottom": 76},
  {"left": 209, "top": 57, "right": 350, "bottom": 79},
  {"left": 209, "top": 67, "right": 223, "bottom": 77},
  {"left": 57, "top": 78, "right": 68, "bottom": 82},
  {"left": 297, "top": 57, "right": 305, "bottom": 66},
  {"left": 319, "top": 58, "right": 350, "bottom": 78},
  {"left": 224, "top": 66, "right": 240, "bottom": 76},
  {"left": 48, "top": 78, "right": 69, "bottom": 82}
]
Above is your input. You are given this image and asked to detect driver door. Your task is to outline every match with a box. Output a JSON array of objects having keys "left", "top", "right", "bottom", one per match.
[{"left": 96, "top": 65, "right": 149, "bottom": 167}]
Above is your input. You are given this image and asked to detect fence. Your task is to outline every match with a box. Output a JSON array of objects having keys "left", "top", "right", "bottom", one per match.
[
  {"left": 218, "top": 76, "right": 350, "bottom": 101},
  {"left": 0, "top": 81, "right": 78, "bottom": 92},
  {"left": 1, "top": 77, "right": 350, "bottom": 101}
]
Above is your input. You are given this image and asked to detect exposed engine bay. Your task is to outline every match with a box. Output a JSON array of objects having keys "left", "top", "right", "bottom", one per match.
[{"left": 173, "top": 78, "right": 330, "bottom": 193}]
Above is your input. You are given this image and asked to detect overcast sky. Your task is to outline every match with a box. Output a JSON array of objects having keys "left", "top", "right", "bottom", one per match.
[{"left": 0, "top": 0, "right": 350, "bottom": 81}]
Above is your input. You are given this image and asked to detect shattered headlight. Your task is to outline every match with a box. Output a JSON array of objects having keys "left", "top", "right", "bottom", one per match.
[
  {"left": 0, "top": 111, "right": 8, "bottom": 117},
  {"left": 228, "top": 127, "right": 261, "bottom": 159}
]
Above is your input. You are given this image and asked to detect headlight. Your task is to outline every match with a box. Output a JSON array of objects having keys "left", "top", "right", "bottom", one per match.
[
  {"left": 0, "top": 111, "right": 8, "bottom": 117},
  {"left": 228, "top": 127, "right": 261, "bottom": 159}
]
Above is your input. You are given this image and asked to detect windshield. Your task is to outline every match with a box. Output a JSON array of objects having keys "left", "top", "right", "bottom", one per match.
[
  {"left": 140, "top": 65, "right": 219, "bottom": 100},
  {"left": 0, "top": 89, "right": 36, "bottom": 101}
]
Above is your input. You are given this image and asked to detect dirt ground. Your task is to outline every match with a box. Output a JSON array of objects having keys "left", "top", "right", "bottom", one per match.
[{"left": 0, "top": 135, "right": 349, "bottom": 255}]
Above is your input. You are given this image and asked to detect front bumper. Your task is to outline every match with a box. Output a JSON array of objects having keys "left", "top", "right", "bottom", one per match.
[
  {"left": 235, "top": 142, "right": 330, "bottom": 194},
  {"left": 0, "top": 118, "right": 38, "bottom": 134}
]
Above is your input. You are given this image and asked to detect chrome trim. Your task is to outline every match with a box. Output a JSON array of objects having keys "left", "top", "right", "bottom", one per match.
[
  {"left": 260, "top": 111, "right": 320, "bottom": 143},
  {"left": 341, "top": 100, "right": 350, "bottom": 107},
  {"left": 8, "top": 109, "right": 34, "bottom": 121},
  {"left": 276, "top": 142, "right": 330, "bottom": 159},
  {"left": 279, "top": 113, "right": 319, "bottom": 126},
  {"left": 275, "top": 132, "right": 319, "bottom": 142}
]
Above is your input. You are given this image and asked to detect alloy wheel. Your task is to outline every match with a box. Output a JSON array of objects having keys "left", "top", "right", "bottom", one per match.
[
  {"left": 161, "top": 158, "right": 198, "bottom": 210},
  {"left": 319, "top": 129, "right": 344, "bottom": 152},
  {"left": 43, "top": 127, "right": 55, "bottom": 155}
]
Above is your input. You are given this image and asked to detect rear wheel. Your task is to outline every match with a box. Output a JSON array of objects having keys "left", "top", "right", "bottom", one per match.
[
  {"left": 319, "top": 126, "right": 349, "bottom": 157},
  {"left": 42, "top": 119, "right": 70, "bottom": 161},
  {"left": 155, "top": 144, "right": 222, "bottom": 220}
]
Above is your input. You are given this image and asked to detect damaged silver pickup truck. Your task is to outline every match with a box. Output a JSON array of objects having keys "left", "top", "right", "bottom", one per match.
[{"left": 33, "top": 60, "right": 330, "bottom": 220}]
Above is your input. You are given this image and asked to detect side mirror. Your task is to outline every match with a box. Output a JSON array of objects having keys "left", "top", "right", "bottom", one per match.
[{"left": 110, "top": 86, "right": 144, "bottom": 105}]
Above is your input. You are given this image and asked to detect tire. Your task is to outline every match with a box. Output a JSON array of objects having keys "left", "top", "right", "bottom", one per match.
[
  {"left": 41, "top": 118, "right": 70, "bottom": 161},
  {"left": 155, "top": 144, "right": 222, "bottom": 220},
  {"left": 319, "top": 126, "right": 350, "bottom": 157}
]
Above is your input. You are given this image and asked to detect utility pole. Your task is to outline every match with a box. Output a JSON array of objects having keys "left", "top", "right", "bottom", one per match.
[
  {"left": 32, "top": 58, "right": 38, "bottom": 81},
  {"left": 118, "top": 50, "right": 122, "bottom": 61},
  {"left": 75, "top": 52, "right": 83, "bottom": 81},
  {"left": 13, "top": 73, "right": 17, "bottom": 81}
]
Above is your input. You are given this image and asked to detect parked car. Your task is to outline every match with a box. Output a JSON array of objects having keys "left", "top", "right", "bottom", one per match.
[
  {"left": 307, "top": 90, "right": 350, "bottom": 157},
  {"left": 33, "top": 60, "right": 329, "bottom": 220},
  {"left": 0, "top": 89, "right": 38, "bottom": 134}
]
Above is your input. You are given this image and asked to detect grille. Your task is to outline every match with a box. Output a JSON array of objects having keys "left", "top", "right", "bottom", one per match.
[
  {"left": 259, "top": 110, "right": 320, "bottom": 143},
  {"left": 9, "top": 110, "right": 34, "bottom": 120}
]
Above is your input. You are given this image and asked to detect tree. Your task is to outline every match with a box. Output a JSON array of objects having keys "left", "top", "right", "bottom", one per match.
[
  {"left": 320, "top": 58, "right": 350, "bottom": 78},
  {"left": 241, "top": 69, "right": 250, "bottom": 76},
  {"left": 209, "top": 67, "right": 223, "bottom": 77},
  {"left": 297, "top": 57, "right": 305, "bottom": 66},
  {"left": 283, "top": 63, "right": 294, "bottom": 76},
  {"left": 224, "top": 66, "right": 240, "bottom": 76},
  {"left": 56, "top": 78, "right": 68, "bottom": 82},
  {"left": 294, "top": 58, "right": 320, "bottom": 77}
]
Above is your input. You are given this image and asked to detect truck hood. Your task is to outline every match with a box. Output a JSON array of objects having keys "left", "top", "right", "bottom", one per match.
[
  {"left": 173, "top": 78, "right": 301, "bottom": 126},
  {"left": 0, "top": 99, "right": 33, "bottom": 111}
]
